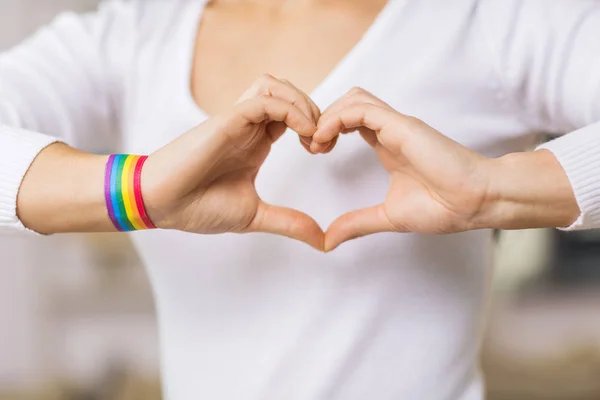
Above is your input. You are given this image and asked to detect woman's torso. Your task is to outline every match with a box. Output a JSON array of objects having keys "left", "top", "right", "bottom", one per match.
[{"left": 121, "top": 1, "right": 538, "bottom": 399}]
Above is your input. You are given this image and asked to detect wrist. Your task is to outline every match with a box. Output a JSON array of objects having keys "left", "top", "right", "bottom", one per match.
[
  {"left": 18, "top": 143, "right": 114, "bottom": 234},
  {"left": 140, "top": 120, "right": 232, "bottom": 230},
  {"left": 478, "top": 150, "right": 580, "bottom": 230},
  {"left": 103, "top": 154, "right": 158, "bottom": 232},
  {"left": 139, "top": 156, "right": 171, "bottom": 230}
]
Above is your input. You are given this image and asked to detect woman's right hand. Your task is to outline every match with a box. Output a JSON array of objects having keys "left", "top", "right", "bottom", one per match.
[
  {"left": 17, "top": 76, "right": 324, "bottom": 250},
  {"left": 142, "top": 76, "right": 325, "bottom": 249}
]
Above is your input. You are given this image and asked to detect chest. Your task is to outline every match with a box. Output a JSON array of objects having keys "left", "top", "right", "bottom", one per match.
[{"left": 190, "top": 2, "right": 388, "bottom": 115}]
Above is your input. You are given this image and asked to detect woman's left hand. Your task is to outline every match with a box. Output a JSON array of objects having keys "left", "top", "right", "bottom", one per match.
[{"left": 312, "top": 88, "right": 579, "bottom": 251}]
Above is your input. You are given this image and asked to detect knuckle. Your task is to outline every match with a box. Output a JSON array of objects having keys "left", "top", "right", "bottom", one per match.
[
  {"left": 258, "top": 93, "right": 272, "bottom": 103},
  {"left": 258, "top": 73, "right": 275, "bottom": 84},
  {"left": 243, "top": 73, "right": 272, "bottom": 98},
  {"left": 363, "top": 102, "right": 378, "bottom": 111},
  {"left": 349, "top": 86, "right": 366, "bottom": 96},
  {"left": 247, "top": 95, "right": 271, "bottom": 114},
  {"left": 237, "top": 98, "right": 257, "bottom": 113}
]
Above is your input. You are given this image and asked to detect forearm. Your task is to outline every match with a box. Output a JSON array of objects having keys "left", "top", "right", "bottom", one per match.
[
  {"left": 17, "top": 143, "right": 116, "bottom": 234},
  {"left": 480, "top": 149, "right": 580, "bottom": 230}
]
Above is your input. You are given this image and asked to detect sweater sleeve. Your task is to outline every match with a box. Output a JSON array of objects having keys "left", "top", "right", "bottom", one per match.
[
  {"left": 0, "top": 0, "right": 134, "bottom": 233},
  {"left": 479, "top": 0, "right": 600, "bottom": 230}
]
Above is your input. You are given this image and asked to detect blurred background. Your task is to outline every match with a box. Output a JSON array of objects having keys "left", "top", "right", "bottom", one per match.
[{"left": 2, "top": 1, "right": 600, "bottom": 399}]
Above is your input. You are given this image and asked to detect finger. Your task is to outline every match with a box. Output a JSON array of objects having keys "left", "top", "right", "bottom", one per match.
[
  {"left": 280, "top": 78, "right": 321, "bottom": 123},
  {"left": 309, "top": 124, "right": 363, "bottom": 154},
  {"left": 324, "top": 204, "right": 401, "bottom": 252},
  {"left": 309, "top": 135, "right": 339, "bottom": 154},
  {"left": 313, "top": 103, "right": 394, "bottom": 145},
  {"left": 320, "top": 87, "right": 392, "bottom": 125},
  {"left": 311, "top": 88, "right": 393, "bottom": 153},
  {"left": 266, "top": 121, "right": 288, "bottom": 142},
  {"left": 247, "top": 201, "right": 325, "bottom": 250},
  {"left": 318, "top": 135, "right": 338, "bottom": 154},
  {"left": 234, "top": 96, "right": 317, "bottom": 139},
  {"left": 298, "top": 136, "right": 337, "bottom": 155},
  {"left": 237, "top": 74, "right": 318, "bottom": 124},
  {"left": 279, "top": 78, "right": 322, "bottom": 154},
  {"left": 358, "top": 127, "right": 378, "bottom": 147},
  {"left": 317, "top": 87, "right": 392, "bottom": 135},
  {"left": 323, "top": 103, "right": 467, "bottom": 169},
  {"left": 310, "top": 141, "right": 329, "bottom": 153},
  {"left": 298, "top": 136, "right": 316, "bottom": 154},
  {"left": 310, "top": 127, "right": 375, "bottom": 153},
  {"left": 299, "top": 134, "right": 312, "bottom": 147}
]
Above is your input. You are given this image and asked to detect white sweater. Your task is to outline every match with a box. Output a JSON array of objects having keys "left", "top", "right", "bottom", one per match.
[{"left": 2, "top": 1, "right": 600, "bottom": 399}]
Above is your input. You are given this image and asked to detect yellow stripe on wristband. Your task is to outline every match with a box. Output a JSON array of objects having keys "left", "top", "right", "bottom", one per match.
[{"left": 121, "top": 155, "right": 146, "bottom": 230}]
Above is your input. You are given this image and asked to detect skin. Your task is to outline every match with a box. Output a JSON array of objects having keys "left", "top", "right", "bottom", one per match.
[
  {"left": 311, "top": 88, "right": 580, "bottom": 251},
  {"left": 16, "top": 0, "right": 580, "bottom": 252},
  {"left": 18, "top": 77, "right": 325, "bottom": 250},
  {"left": 17, "top": 0, "right": 390, "bottom": 245},
  {"left": 192, "top": 0, "right": 389, "bottom": 115}
]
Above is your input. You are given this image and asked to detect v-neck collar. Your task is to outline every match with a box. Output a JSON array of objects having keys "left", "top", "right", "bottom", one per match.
[{"left": 181, "top": 0, "right": 403, "bottom": 119}]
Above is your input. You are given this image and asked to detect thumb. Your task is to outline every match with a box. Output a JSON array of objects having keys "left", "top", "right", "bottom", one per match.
[
  {"left": 246, "top": 201, "right": 325, "bottom": 251},
  {"left": 325, "top": 205, "right": 401, "bottom": 252}
]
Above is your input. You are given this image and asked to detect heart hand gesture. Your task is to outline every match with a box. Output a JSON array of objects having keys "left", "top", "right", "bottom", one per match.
[
  {"left": 142, "top": 84, "right": 576, "bottom": 253},
  {"left": 18, "top": 78, "right": 577, "bottom": 243}
]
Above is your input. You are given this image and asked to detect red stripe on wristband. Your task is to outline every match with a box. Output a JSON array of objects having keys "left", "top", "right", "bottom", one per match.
[{"left": 133, "top": 156, "right": 157, "bottom": 229}]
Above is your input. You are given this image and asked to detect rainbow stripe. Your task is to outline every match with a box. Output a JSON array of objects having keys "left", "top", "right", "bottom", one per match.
[{"left": 104, "top": 154, "right": 156, "bottom": 231}]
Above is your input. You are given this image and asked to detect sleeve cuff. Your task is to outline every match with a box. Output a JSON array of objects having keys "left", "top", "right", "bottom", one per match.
[
  {"left": 0, "top": 126, "right": 61, "bottom": 233},
  {"left": 537, "top": 121, "right": 600, "bottom": 231}
]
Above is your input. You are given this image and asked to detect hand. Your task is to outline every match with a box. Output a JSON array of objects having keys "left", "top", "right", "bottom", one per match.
[
  {"left": 313, "top": 88, "right": 580, "bottom": 251},
  {"left": 142, "top": 76, "right": 324, "bottom": 249},
  {"left": 312, "top": 88, "right": 497, "bottom": 250},
  {"left": 236, "top": 74, "right": 331, "bottom": 154}
]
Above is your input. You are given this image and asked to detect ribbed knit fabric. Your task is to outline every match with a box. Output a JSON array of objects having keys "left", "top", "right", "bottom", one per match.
[
  {"left": 538, "top": 122, "right": 600, "bottom": 230},
  {"left": 0, "top": 126, "right": 58, "bottom": 232}
]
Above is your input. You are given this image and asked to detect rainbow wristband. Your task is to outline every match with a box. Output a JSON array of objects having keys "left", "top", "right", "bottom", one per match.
[{"left": 104, "top": 154, "right": 156, "bottom": 231}]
